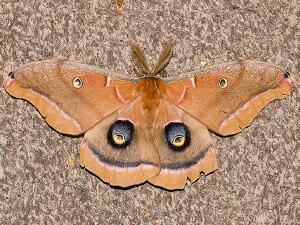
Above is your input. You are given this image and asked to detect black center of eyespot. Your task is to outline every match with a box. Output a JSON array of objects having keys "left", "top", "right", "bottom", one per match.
[
  {"left": 283, "top": 71, "right": 290, "bottom": 79},
  {"left": 107, "top": 120, "right": 134, "bottom": 149},
  {"left": 8, "top": 71, "right": 15, "bottom": 79},
  {"left": 164, "top": 122, "right": 191, "bottom": 152}
]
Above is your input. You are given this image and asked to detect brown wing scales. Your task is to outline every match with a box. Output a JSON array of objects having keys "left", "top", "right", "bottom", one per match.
[
  {"left": 3, "top": 60, "right": 138, "bottom": 135},
  {"left": 166, "top": 61, "right": 294, "bottom": 136},
  {"left": 3, "top": 58, "right": 294, "bottom": 190}
]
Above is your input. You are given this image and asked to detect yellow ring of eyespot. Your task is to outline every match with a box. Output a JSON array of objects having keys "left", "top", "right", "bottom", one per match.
[
  {"left": 218, "top": 77, "right": 228, "bottom": 88},
  {"left": 172, "top": 135, "right": 185, "bottom": 147},
  {"left": 73, "top": 77, "right": 83, "bottom": 89},
  {"left": 113, "top": 133, "right": 126, "bottom": 145}
]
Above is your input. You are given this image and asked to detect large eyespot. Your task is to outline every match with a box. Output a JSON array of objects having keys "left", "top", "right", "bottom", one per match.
[
  {"left": 73, "top": 77, "right": 83, "bottom": 88},
  {"left": 8, "top": 71, "right": 15, "bottom": 79},
  {"left": 165, "top": 122, "right": 190, "bottom": 152},
  {"left": 107, "top": 120, "right": 134, "bottom": 149},
  {"left": 218, "top": 77, "right": 228, "bottom": 88},
  {"left": 283, "top": 71, "right": 290, "bottom": 79}
]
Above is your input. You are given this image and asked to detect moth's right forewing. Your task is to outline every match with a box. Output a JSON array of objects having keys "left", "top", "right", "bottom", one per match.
[{"left": 165, "top": 61, "right": 294, "bottom": 136}]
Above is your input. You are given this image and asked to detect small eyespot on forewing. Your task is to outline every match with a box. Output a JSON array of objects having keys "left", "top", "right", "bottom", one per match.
[
  {"left": 73, "top": 77, "right": 83, "bottom": 88},
  {"left": 219, "top": 77, "right": 228, "bottom": 88}
]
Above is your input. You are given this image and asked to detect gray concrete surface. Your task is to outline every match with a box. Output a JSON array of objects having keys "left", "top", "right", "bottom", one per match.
[{"left": 0, "top": 0, "right": 299, "bottom": 224}]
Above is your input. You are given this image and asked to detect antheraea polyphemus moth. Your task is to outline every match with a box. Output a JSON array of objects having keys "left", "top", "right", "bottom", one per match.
[{"left": 3, "top": 43, "right": 295, "bottom": 190}]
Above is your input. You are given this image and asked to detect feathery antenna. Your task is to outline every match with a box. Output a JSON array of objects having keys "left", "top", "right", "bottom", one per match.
[
  {"left": 131, "top": 41, "right": 174, "bottom": 77},
  {"left": 131, "top": 43, "right": 151, "bottom": 75},
  {"left": 152, "top": 41, "right": 173, "bottom": 75}
]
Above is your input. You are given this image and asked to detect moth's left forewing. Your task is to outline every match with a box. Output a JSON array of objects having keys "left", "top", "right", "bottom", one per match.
[
  {"left": 3, "top": 60, "right": 138, "bottom": 135},
  {"left": 166, "top": 61, "right": 295, "bottom": 136}
]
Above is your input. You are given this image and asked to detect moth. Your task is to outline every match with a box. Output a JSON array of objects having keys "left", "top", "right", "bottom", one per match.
[{"left": 3, "top": 43, "right": 295, "bottom": 190}]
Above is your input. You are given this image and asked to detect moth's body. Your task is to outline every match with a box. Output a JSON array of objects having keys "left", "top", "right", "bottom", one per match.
[
  {"left": 136, "top": 77, "right": 166, "bottom": 127},
  {"left": 3, "top": 44, "right": 295, "bottom": 190}
]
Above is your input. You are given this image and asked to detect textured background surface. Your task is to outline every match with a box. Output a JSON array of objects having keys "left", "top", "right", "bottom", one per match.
[{"left": 0, "top": 0, "right": 299, "bottom": 224}]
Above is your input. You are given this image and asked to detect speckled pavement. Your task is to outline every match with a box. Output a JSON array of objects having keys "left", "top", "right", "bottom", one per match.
[{"left": 0, "top": 1, "right": 299, "bottom": 224}]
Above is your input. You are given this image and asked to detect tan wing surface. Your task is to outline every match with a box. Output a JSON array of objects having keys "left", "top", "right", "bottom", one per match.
[
  {"left": 3, "top": 60, "right": 138, "bottom": 135},
  {"left": 165, "top": 61, "right": 294, "bottom": 136}
]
